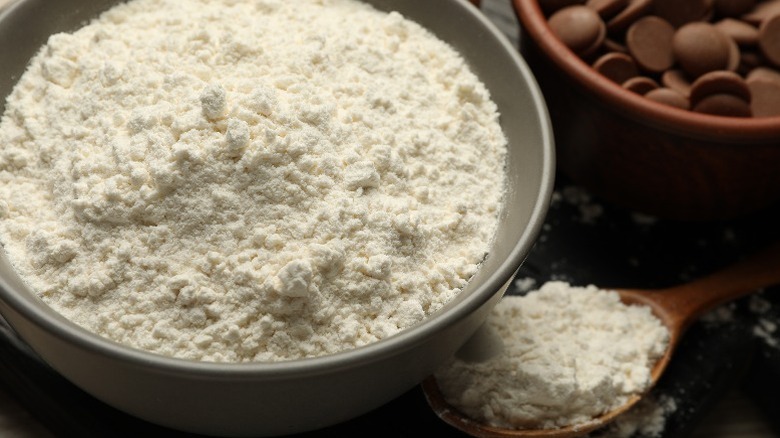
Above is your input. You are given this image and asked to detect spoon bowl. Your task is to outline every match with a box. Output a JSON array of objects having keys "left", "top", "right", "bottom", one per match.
[{"left": 423, "top": 242, "right": 780, "bottom": 438}]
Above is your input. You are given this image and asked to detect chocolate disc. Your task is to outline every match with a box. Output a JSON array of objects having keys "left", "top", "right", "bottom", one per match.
[
  {"left": 653, "top": 0, "right": 713, "bottom": 28},
  {"left": 593, "top": 52, "right": 640, "bottom": 83},
  {"left": 645, "top": 87, "right": 691, "bottom": 109},
  {"left": 714, "top": 18, "right": 760, "bottom": 45},
  {"left": 713, "top": 0, "right": 756, "bottom": 17},
  {"left": 673, "top": 22, "right": 733, "bottom": 78},
  {"left": 689, "top": 70, "right": 751, "bottom": 108},
  {"left": 606, "top": 0, "right": 652, "bottom": 32},
  {"left": 726, "top": 34, "right": 741, "bottom": 71},
  {"left": 747, "top": 79, "right": 780, "bottom": 116},
  {"left": 585, "top": 0, "right": 628, "bottom": 18},
  {"left": 549, "top": 6, "right": 607, "bottom": 56},
  {"left": 693, "top": 93, "right": 752, "bottom": 116},
  {"left": 626, "top": 16, "right": 676, "bottom": 73},
  {"left": 746, "top": 66, "right": 780, "bottom": 82},
  {"left": 759, "top": 14, "right": 780, "bottom": 66},
  {"left": 662, "top": 69, "right": 693, "bottom": 96},
  {"left": 622, "top": 75, "right": 659, "bottom": 94},
  {"left": 741, "top": 0, "right": 780, "bottom": 26}
]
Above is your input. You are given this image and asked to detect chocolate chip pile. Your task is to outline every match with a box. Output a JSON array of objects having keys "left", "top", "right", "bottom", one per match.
[{"left": 543, "top": 0, "right": 780, "bottom": 117}]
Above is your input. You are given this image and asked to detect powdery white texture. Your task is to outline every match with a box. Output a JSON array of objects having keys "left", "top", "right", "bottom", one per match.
[
  {"left": 435, "top": 281, "right": 670, "bottom": 430},
  {"left": 0, "top": 0, "right": 506, "bottom": 362}
]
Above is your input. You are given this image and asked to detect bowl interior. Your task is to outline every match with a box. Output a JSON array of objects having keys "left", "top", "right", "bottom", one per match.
[{"left": 513, "top": 0, "right": 780, "bottom": 142}]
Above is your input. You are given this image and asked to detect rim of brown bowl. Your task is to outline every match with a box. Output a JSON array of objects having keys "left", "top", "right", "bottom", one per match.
[{"left": 512, "top": 0, "right": 780, "bottom": 144}]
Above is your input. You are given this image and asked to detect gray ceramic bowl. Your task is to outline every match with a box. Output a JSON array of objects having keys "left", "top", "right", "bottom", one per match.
[{"left": 0, "top": 0, "right": 554, "bottom": 436}]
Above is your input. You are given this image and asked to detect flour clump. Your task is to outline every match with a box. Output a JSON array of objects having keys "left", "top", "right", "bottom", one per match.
[
  {"left": 0, "top": 0, "right": 506, "bottom": 362},
  {"left": 434, "top": 281, "right": 669, "bottom": 430}
]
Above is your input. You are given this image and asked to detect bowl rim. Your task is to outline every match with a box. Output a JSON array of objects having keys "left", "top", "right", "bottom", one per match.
[
  {"left": 0, "top": 0, "right": 555, "bottom": 380},
  {"left": 512, "top": 0, "right": 780, "bottom": 143}
]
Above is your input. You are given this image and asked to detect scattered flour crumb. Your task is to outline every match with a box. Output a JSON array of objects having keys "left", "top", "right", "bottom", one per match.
[
  {"left": 700, "top": 303, "right": 736, "bottom": 325},
  {"left": 754, "top": 318, "right": 778, "bottom": 349},
  {"left": 560, "top": 186, "right": 604, "bottom": 224},
  {"left": 630, "top": 213, "right": 658, "bottom": 226},
  {"left": 749, "top": 294, "right": 771, "bottom": 314},
  {"left": 513, "top": 276, "right": 536, "bottom": 293},
  {"left": 749, "top": 294, "right": 779, "bottom": 348},
  {"left": 701, "top": 293, "right": 780, "bottom": 349}
]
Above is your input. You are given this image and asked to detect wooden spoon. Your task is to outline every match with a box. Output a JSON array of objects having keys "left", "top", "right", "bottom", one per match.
[{"left": 423, "top": 242, "right": 780, "bottom": 438}]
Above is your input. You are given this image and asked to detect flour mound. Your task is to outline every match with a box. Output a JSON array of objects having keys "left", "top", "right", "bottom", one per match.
[
  {"left": 435, "top": 282, "right": 670, "bottom": 429},
  {"left": 0, "top": 0, "right": 506, "bottom": 362}
]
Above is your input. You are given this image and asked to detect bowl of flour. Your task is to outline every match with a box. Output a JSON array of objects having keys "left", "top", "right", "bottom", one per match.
[{"left": 0, "top": 0, "right": 554, "bottom": 435}]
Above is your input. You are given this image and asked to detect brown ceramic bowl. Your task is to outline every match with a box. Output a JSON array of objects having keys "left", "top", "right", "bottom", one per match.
[{"left": 513, "top": 0, "right": 780, "bottom": 221}]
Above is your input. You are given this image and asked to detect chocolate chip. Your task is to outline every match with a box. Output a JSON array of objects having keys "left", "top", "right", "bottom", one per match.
[
  {"left": 645, "top": 87, "right": 691, "bottom": 109},
  {"left": 713, "top": 0, "right": 756, "bottom": 17},
  {"left": 693, "top": 93, "right": 752, "bottom": 116},
  {"left": 622, "top": 75, "right": 659, "bottom": 94},
  {"left": 689, "top": 70, "right": 751, "bottom": 108},
  {"left": 741, "top": 0, "right": 780, "bottom": 26},
  {"left": 549, "top": 6, "right": 607, "bottom": 56},
  {"left": 606, "top": 0, "right": 653, "bottom": 32},
  {"left": 714, "top": 18, "right": 759, "bottom": 45},
  {"left": 726, "top": 34, "right": 741, "bottom": 71},
  {"left": 662, "top": 69, "right": 693, "bottom": 96},
  {"left": 747, "top": 79, "right": 780, "bottom": 116},
  {"left": 586, "top": 0, "right": 628, "bottom": 18},
  {"left": 593, "top": 52, "right": 640, "bottom": 83},
  {"left": 746, "top": 66, "right": 780, "bottom": 82},
  {"left": 652, "top": 0, "right": 713, "bottom": 28},
  {"left": 673, "top": 22, "right": 733, "bottom": 77},
  {"left": 759, "top": 14, "right": 780, "bottom": 66},
  {"left": 745, "top": 67, "right": 780, "bottom": 117},
  {"left": 626, "top": 16, "right": 676, "bottom": 72}
]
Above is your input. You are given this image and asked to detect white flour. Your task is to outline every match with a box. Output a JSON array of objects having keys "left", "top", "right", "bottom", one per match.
[
  {"left": 434, "top": 281, "right": 669, "bottom": 429},
  {"left": 0, "top": 0, "right": 506, "bottom": 362}
]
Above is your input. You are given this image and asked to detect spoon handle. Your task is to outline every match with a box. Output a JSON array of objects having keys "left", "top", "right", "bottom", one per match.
[{"left": 655, "top": 241, "right": 780, "bottom": 330}]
